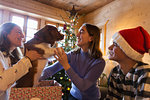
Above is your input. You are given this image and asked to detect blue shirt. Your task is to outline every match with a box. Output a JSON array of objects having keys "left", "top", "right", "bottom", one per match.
[{"left": 40, "top": 50, "right": 105, "bottom": 100}]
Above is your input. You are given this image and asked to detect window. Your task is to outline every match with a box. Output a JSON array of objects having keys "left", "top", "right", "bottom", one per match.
[
  {"left": 10, "top": 13, "right": 39, "bottom": 42},
  {"left": 26, "top": 18, "right": 38, "bottom": 41},
  {"left": 11, "top": 16, "right": 24, "bottom": 30}
]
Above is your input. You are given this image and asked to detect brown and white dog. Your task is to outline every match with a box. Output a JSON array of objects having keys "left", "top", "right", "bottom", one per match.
[{"left": 15, "top": 25, "right": 64, "bottom": 87}]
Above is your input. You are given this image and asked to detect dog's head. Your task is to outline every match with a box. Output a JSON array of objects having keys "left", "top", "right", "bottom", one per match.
[{"left": 34, "top": 25, "right": 64, "bottom": 46}]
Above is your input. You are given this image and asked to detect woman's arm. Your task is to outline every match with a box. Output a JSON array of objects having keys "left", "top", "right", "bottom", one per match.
[
  {"left": 54, "top": 48, "right": 105, "bottom": 91},
  {"left": 39, "top": 61, "right": 63, "bottom": 81},
  {"left": 66, "top": 60, "right": 105, "bottom": 91},
  {"left": 0, "top": 57, "right": 32, "bottom": 91},
  {"left": 0, "top": 50, "right": 42, "bottom": 92}
]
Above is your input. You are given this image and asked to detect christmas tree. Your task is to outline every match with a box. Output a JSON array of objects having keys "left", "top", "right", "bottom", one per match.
[
  {"left": 47, "top": 61, "right": 71, "bottom": 100},
  {"left": 47, "top": 5, "right": 83, "bottom": 100}
]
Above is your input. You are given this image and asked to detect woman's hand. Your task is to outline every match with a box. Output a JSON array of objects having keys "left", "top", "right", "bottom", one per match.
[{"left": 54, "top": 47, "right": 70, "bottom": 70}]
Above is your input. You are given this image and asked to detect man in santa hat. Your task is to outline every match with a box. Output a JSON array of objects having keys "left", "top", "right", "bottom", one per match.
[{"left": 105, "top": 26, "right": 150, "bottom": 100}]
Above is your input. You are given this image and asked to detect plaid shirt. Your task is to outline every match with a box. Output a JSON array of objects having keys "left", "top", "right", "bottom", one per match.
[{"left": 105, "top": 62, "right": 150, "bottom": 100}]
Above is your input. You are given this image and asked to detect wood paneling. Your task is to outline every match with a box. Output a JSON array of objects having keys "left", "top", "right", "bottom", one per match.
[{"left": 33, "top": 0, "right": 115, "bottom": 14}]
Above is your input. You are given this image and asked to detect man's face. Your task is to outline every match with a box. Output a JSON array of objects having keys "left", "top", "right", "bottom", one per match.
[{"left": 108, "top": 42, "right": 128, "bottom": 62}]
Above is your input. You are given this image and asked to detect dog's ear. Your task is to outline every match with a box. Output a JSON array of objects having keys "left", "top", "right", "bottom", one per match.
[
  {"left": 34, "top": 25, "right": 64, "bottom": 46},
  {"left": 46, "top": 25, "right": 64, "bottom": 41},
  {"left": 49, "top": 26, "right": 63, "bottom": 45},
  {"left": 41, "top": 25, "right": 57, "bottom": 44},
  {"left": 34, "top": 25, "right": 54, "bottom": 39},
  {"left": 34, "top": 25, "right": 48, "bottom": 38}
]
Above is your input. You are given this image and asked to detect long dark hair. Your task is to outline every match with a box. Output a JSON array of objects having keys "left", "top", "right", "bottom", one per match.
[
  {"left": 74, "top": 23, "right": 103, "bottom": 59},
  {"left": 0, "top": 22, "right": 18, "bottom": 57}
]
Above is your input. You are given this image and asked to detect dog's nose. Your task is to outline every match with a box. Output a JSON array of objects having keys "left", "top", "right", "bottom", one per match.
[
  {"left": 58, "top": 33, "right": 64, "bottom": 40},
  {"left": 61, "top": 34, "right": 64, "bottom": 38}
]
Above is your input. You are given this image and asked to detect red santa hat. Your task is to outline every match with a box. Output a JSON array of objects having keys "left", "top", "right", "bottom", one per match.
[{"left": 112, "top": 26, "right": 150, "bottom": 61}]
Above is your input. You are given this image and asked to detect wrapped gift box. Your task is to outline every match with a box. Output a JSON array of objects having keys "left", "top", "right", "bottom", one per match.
[{"left": 9, "top": 80, "right": 62, "bottom": 100}]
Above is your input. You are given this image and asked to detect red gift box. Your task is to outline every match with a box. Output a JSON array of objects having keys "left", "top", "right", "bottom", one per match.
[{"left": 9, "top": 80, "right": 62, "bottom": 100}]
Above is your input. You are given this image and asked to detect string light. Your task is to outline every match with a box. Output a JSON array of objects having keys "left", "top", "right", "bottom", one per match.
[
  {"left": 60, "top": 77, "right": 63, "bottom": 80},
  {"left": 52, "top": 61, "right": 54, "bottom": 64},
  {"left": 67, "top": 87, "right": 70, "bottom": 91}
]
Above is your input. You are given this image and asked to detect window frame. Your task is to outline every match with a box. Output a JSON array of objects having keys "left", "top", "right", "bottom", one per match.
[{"left": 10, "top": 12, "right": 40, "bottom": 42}]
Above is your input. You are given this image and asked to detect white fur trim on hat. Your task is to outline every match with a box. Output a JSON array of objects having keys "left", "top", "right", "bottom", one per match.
[{"left": 112, "top": 32, "right": 144, "bottom": 61}]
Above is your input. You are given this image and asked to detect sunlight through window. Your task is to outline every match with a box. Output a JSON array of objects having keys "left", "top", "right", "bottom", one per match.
[
  {"left": 26, "top": 19, "right": 38, "bottom": 41},
  {"left": 11, "top": 16, "right": 24, "bottom": 30}
]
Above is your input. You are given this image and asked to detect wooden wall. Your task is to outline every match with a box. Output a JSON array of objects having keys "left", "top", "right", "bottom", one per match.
[
  {"left": 85, "top": 0, "right": 150, "bottom": 75},
  {"left": 0, "top": 0, "right": 77, "bottom": 28}
]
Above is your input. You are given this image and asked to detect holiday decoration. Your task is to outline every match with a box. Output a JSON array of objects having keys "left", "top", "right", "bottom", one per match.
[
  {"left": 112, "top": 26, "right": 150, "bottom": 61},
  {"left": 47, "top": 5, "right": 84, "bottom": 100}
]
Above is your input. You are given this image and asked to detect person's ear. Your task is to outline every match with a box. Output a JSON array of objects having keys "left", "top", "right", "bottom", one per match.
[{"left": 89, "top": 36, "right": 93, "bottom": 42}]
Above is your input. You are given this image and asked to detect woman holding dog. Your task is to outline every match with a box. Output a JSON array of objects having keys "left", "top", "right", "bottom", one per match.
[
  {"left": 40, "top": 23, "right": 106, "bottom": 100},
  {"left": 0, "top": 22, "right": 42, "bottom": 100}
]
